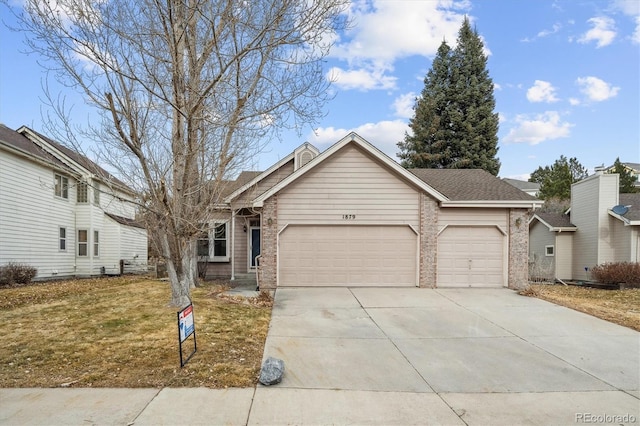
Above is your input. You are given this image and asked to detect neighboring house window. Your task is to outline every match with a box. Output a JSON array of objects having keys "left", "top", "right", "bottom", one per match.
[
  {"left": 213, "top": 222, "right": 228, "bottom": 261},
  {"left": 197, "top": 225, "right": 209, "bottom": 257},
  {"left": 93, "top": 183, "right": 100, "bottom": 205},
  {"left": 545, "top": 245, "right": 555, "bottom": 257},
  {"left": 78, "top": 230, "right": 88, "bottom": 256},
  {"left": 59, "top": 227, "right": 67, "bottom": 251},
  {"left": 93, "top": 231, "right": 100, "bottom": 257},
  {"left": 77, "top": 181, "right": 88, "bottom": 203},
  {"left": 55, "top": 174, "right": 68, "bottom": 199}
]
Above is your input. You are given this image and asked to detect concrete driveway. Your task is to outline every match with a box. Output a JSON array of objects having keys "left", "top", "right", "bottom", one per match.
[{"left": 254, "top": 287, "right": 640, "bottom": 425}]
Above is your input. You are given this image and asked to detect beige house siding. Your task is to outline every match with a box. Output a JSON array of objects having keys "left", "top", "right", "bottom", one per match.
[
  {"left": 571, "top": 173, "right": 618, "bottom": 280},
  {"left": 438, "top": 208, "right": 508, "bottom": 230},
  {"left": 529, "top": 221, "right": 555, "bottom": 280},
  {"left": 277, "top": 145, "right": 420, "bottom": 228},
  {"left": 555, "top": 233, "right": 573, "bottom": 280}
]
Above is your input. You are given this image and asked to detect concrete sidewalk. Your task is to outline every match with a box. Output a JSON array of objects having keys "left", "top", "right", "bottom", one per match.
[{"left": 1, "top": 287, "right": 638, "bottom": 425}]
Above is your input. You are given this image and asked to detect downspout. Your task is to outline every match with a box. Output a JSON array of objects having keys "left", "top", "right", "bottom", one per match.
[{"left": 231, "top": 209, "right": 235, "bottom": 281}]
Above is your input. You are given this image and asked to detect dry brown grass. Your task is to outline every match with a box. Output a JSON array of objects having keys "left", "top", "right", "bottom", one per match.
[
  {"left": 525, "top": 284, "right": 640, "bottom": 331},
  {"left": 0, "top": 276, "right": 271, "bottom": 388}
]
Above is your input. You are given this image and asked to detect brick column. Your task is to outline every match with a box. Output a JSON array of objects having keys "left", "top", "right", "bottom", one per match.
[
  {"left": 260, "top": 195, "right": 278, "bottom": 290},
  {"left": 508, "top": 208, "right": 529, "bottom": 290},
  {"left": 419, "top": 193, "right": 438, "bottom": 288}
]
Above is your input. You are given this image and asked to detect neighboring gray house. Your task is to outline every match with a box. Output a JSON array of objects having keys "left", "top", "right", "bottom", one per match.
[
  {"left": 198, "top": 132, "right": 541, "bottom": 290},
  {"left": 529, "top": 171, "right": 640, "bottom": 281},
  {"left": 503, "top": 178, "right": 540, "bottom": 197},
  {"left": 0, "top": 124, "right": 147, "bottom": 279}
]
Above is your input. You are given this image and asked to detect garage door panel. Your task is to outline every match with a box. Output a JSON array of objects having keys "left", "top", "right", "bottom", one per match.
[
  {"left": 438, "top": 226, "right": 504, "bottom": 288},
  {"left": 279, "top": 225, "right": 417, "bottom": 287}
]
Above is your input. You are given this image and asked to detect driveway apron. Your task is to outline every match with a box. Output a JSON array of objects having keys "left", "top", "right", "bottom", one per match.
[{"left": 252, "top": 287, "right": 640, "bottom": 425}]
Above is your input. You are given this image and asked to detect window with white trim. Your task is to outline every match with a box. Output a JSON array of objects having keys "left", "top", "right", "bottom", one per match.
[
  {"left": 212, "top": 222, "right": 228, "bottom": 261},
  {"left": 78, "top": 230, "right": 88, "bottom": 257},
  {"left": 77, "top": 181, "right": 88, "bottom": 203},
  {"left": 545, "top": 245, "right": 555, "bottom": 257},
  {"left": 54, "top": 174, "right": 68, "bottom": 199},
  {"left": 93, "top": 231, "right": 100, "bottom": 257},
  {"left": 59, "top": 227, "right": 67, "bottom": 251},
  {"left": 93, "top": 183, "right": 100, "bottom": 205}
]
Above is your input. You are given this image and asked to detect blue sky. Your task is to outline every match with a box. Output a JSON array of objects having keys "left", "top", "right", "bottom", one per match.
[{"left": 1, "top": 0, "right": 639, "bottom": 180}]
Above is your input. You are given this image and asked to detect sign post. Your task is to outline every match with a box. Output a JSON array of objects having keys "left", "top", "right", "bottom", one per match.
[{"left": 177, "top": 303, "right": 197, "bottom": 367}]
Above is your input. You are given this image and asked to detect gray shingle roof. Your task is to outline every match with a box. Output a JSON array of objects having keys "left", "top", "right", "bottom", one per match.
[
  {"left": 534, "top": 212, "right": 576, "bottom": 229},
  {"left": 105, "top": 213, "right": 145, "bottom": 229},
  {"left": 618, "top": 193, "right": 640, "bottom": 222},
  {"left": 27, "top": 128, "right": 129, "bottom": 189},
  {"left": 410, "top": 169, "right": 538, "bottom": 201},
  {"left": 0, "top": 124, "right": 70, "bottom": 170},
  {"left": 502, "top": 178, "right": 540, "bottom": 191}
]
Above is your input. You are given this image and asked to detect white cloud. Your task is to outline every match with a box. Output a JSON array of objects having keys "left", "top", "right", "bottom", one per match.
[
  {"left": 633, "top": 16, "right": 640, "bottom": 44},
  {"left": 526, "top": 80, "right": 560, "bottom": 103},
  {"left": 392, "top": 92, "right": 416, "bottom": 118},
  {"left": 612, "top": 0, "right": 640, "bottom": 16},
  {"left": 575, "top": 76, "right": 620, "bottom": 101},
  {"left": 504, "top": 111, "right": 573, "bottom": 145},
  {"left": 578, "top": 16, "right": 617, "bottom": 47},
  {"left": 327, "top": 0, "right": 471, "bottom": 92},
  {"left": 569, "top": 97, "right": 581, "bottom": 106},
  {"left": 309, "top": 120, "right": 409, "bottom": 159},
  {"left": 538, "top": 23, "right": 562, "bottom": 38},
  {"left": 332, "top": 1, "right": 468, "bottom": 64},
  {"left": 327, "top": 66, "right": 396, "bottom": 91}
]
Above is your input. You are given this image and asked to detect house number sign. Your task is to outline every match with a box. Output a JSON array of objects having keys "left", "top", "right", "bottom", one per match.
[{"left": 342, "top": 214, "right": 356, "bottom": 220}]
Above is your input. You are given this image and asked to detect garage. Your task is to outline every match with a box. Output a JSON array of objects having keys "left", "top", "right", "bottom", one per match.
[
  {"left": 437, "top": 226, "right": 505, "bottom": 288},
  {"left": 278, "top": 225, "right": 417, "bottom": 287}
]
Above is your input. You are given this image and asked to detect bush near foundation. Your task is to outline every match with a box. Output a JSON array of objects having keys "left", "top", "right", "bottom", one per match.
[
  {"left": 591, "top": 262, "right": 640, "bottom": 289},
  {"left": 0, "top": 262, "right": 38, "bottom": 287}
]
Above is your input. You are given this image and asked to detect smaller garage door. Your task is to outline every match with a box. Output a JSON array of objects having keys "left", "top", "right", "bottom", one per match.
[
  {"left": 279, "top": 225, "right": 417, "bottom": 287},
  {"left": 437, "top": 226, "right": 504, "bottom": 288}
]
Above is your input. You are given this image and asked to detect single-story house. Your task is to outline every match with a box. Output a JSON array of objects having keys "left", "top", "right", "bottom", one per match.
[
  {"left": 529, "top": 171, "right": 640, "bottom": 282},
  {"left": 199, "top": 132, "right": 541, "bottom": 289},
  {"left": 0, "top": 124, "right": 148, "bottom": 280}
]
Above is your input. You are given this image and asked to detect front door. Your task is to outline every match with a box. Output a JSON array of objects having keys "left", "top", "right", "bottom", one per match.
[{"left": 249, "top": 227, "right": 261, "bottom": 269}]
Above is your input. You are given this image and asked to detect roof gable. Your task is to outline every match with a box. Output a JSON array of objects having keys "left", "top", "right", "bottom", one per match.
[
  {"left": 0, "top": 124, "right": 73, "bottom": 173},
  {"left": 251, "top": 133, "right": 448, "bottom": 207},
  {"left": 530, "top": 212, "right": 577, "bottom": 231}
]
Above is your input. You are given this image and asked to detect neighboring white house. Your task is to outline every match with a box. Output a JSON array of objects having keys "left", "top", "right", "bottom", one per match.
[
  {"left": 529, "top": 171, "right": 640, "bottom": 281},
  {"left": 0, "top": 124, "right": 147, "bottom": 280}
]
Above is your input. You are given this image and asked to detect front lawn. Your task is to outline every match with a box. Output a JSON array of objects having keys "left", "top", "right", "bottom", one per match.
[
  {"left": 0, "top": 276, "right": 271, "bottom": 388},
  {"left": 525, "top": 284, "right": 640, "bottom": 331}
]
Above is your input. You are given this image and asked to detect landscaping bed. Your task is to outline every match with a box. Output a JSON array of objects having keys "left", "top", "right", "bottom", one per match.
[{"left": 0, "top": 276, "right": 272, "bottom": 388}]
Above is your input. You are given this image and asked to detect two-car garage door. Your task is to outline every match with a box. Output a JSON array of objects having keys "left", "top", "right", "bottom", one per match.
[{"left": 279, "top": 225, "right": 417, "bottom": 287}]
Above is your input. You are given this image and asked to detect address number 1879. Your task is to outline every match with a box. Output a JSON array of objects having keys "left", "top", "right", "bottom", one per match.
[{"left": 342, "top": 214, "right": 356, "bottom": 220}]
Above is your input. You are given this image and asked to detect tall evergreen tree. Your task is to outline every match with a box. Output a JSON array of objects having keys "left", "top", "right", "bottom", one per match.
[
  {"left": 398, "top": 17, "right": 500, "bottom": 175},
  {"left": 529, "top": 156, "right": 588, "bottom": 200},
  {"left": 398, "top": 41, "right": 452, "bottom": 168},
  {"left": 608, "top": 157, "right": 639, "bottom": 193}
]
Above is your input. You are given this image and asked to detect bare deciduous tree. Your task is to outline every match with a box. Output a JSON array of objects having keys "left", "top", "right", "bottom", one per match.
[{"left": 8, "top": 0, "right": 349, "bottom": 306}]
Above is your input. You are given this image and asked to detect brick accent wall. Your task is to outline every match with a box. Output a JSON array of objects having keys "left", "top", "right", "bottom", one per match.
[
  {"left": 259, "top": 195, "right": 278, "bottom": 290},
  {"left": 419, "top": 193, "right": 439, "bottom": 288},
  {"left": 508, "top": 208, "right": 530, "bottom": 290}
]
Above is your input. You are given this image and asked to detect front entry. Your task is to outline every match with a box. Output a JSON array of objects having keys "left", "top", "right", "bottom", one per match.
[{"left": 249, "top": 227, "right": 261, "bottom": 269}]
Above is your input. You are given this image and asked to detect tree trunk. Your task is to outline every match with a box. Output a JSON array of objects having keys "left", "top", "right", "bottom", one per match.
[{"left": 160, "top": 230, "right": 194, "bottom": 307}]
